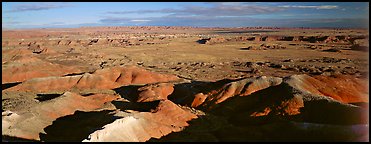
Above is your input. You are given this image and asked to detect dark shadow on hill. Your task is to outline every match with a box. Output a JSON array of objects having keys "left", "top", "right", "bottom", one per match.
[
  {"left": 239, "top": 47, "right": 251, "bottom": 50},
  {"left": 35, "top": 93, "right": 63, "bottom": 102},
  {"left": 350, "top": 102, "right": 369, "bottom": 109},
  {"left": 112, "top": 85, "right": 164, "bottom": 112},
  {"left": 111, "top": 100, "right": 161, "bottom": 112},
  {"left": 322, "top": 48, "right": 341, "bottom": 52},
  {"left": 39, "top": 110, "right": 119, "bottom": 142},
  {"left": 2, "top": 82, "right": 21, "bottom": 91},
  {"left": 112, "top": 85, "right": 142, "bottom": 102},
  {"left": 299, "top": 99, "right": 368, "bottom": 125},
  {"left": 148, "top": 113, "right": 368, "bottom": 142},
  {"left": 62, "top": 72, "right": 87, "bottom": 77},
  {"left": 2, "top": 135, "right": 40, "bottom": 142},
  {"left": 196, "top": 38, "right": 210, "bottom": 44}
]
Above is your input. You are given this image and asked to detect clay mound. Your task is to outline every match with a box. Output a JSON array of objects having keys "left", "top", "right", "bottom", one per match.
[
  {"left": 2, "top": 48, "right": 33, "bottom": 63},
  {"left": 93, "top": 66, "right": 179, "bottom": 85},
  {"left": 83, "top": 100, "right": 198, "bottom": 142},
  {"left": 190, "top": 76, "right": 282, "bottom": 108},
  {"left": 112, "top": 83, "right": 174, "bottom": 103},
  {"left": 2, "top": 48, "right": 81, "bottom": 84},
  {"left": 2, "top": 57, "right": 83, "bottom": 84},
  {"left": 285, "top": 74, "right": 368, "bottom": 103},
  {"left": 210, "top": 80, "right": 367, "bottom": 125},
  {"left": 190, "top": 78, "right": 304, "bottom": 117},
  {"left": 28, "top": 47, "right": 56, "bottom": 54},
  {"left": 175, "top": 74, "right": 367, "bottom": 122},
  {"left": 5, "top": 66, "right": 179, "bottom": 93},
  {"left": 27, "top": 44, "right": 43, "bottom": 54},
  {"left": 137, "top": 83, "right": 174, "bottom": 102},
  {"left": 2, "top": 92, "right": 119, "bottom": 140},
  {"left": 4, "top": 75, "right": 83, "bottom": 92},
  {"left": 153, "top": 74, "right": 368, "bottom": 142},
  {"left": 351, "top": 38, "right": 369, "bottom": 51},
  {"left": 4, "top": 54, "right": 40, "bottom": 64}
]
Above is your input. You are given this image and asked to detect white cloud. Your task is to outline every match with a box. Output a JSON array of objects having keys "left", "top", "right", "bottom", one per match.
[
  {"left": 8, "top": 2, "right": 70, "bottom": 12},
  {"left": 107, "top": 4, "right": 283, "bottom": 17},
  {"left": 130, "top": 19, "right": 151, "bottom": 22},
  {"left": 279, "top": 5, "right": 338, "bottom": 9}
]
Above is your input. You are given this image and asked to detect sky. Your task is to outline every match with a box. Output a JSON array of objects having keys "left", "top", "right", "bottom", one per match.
[{"left": 2, "top": 2, "right": 369, "bottom": 29}]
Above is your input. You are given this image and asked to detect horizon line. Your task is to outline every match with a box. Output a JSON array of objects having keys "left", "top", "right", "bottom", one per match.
[{"left": 3, "top": 25, "right": 369, "bottom": 31}]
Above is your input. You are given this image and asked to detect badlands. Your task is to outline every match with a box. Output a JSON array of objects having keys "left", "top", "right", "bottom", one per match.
[{"left": 2, "top": 26, "right": 369, "bottom": 142}]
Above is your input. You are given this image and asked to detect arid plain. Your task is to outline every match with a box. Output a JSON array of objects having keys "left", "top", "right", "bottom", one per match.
[{"left": 2, "top": 26, "right": 369, "bottom": 142}]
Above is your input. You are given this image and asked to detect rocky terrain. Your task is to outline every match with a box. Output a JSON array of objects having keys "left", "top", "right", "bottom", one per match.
[{"left": 2, "top": 26, "right": 369, "bottom": 142}]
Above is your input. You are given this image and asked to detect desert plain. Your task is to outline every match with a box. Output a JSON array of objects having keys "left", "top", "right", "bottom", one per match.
[{"left": 1, "top": 26, "right": 369, "bottom": 142}]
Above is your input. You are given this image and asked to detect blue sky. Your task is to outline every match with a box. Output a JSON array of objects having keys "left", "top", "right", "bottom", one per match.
[{"left": 2, "top": 2, "right": 369, "bottom": 29}]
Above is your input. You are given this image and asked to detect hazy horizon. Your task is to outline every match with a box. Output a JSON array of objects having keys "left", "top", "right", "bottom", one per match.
[
  {"left": 2, "top": 25, "right": 369, "bottom": 31},
  {"left": 2, "top": 2, "right": 369, "bottom": 29}
]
